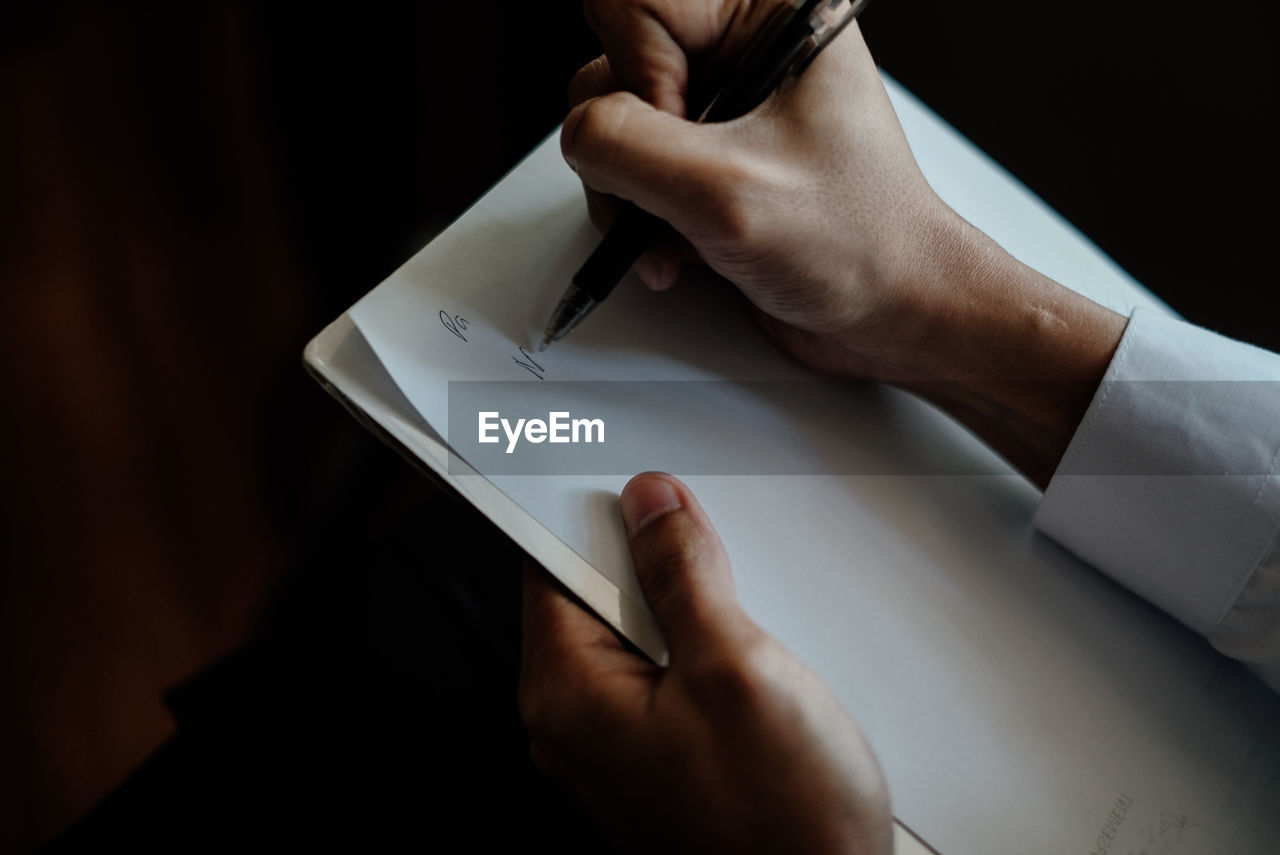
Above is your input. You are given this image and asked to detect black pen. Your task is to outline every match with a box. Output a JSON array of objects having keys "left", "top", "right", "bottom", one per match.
[{"left": 540, "top": 0, "right": 867, "bottom": 350}]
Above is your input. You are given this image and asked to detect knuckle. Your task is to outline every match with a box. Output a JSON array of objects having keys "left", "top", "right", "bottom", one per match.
[
  {"left": 699, "top": 157, "right": 758, "bottom": 243},
  {"left": 518, "top": 669, "right": 608, "bottom": 746},
  {"left": 635, "top": 533, "right": 705, "bottom": 615},
  {"left": 669, "top": 149, "right": 759, "bottom": 246},
  {"left": 577, "top": 94, "right": 630, "bottom": 150},
  {"left": 687, "top": 641, "right": 773, "bottom": 712}
]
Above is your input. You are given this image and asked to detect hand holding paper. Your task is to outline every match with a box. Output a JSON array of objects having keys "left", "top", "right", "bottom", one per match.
[
  {"left": 316, "top": 17, "right": 1279, "bottom": 844},
  {"left": 520, "top": 472, "right": 892, "bottom": 854}
]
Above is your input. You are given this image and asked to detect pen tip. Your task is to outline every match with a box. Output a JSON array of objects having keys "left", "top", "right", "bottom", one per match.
[{"left": 538, "top": 336, "right": 551, "bottom": 352}]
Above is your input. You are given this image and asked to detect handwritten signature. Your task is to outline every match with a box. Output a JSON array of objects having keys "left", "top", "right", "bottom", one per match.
[
  {"left": 439, "top": 308, "right": 546, "bottom": 380},
  {"left": 439, "top": 310, "right": 469, "bottom": 342}
]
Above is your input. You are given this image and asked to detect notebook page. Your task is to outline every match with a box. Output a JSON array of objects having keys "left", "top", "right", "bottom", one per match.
[{"left": 346, "top": 75, "right": 1279, "bottom": 855}]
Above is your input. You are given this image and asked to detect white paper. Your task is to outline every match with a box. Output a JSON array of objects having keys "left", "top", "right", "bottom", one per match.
[{"left": 341, "top": 76, "right": 1280, "bottom": 854}]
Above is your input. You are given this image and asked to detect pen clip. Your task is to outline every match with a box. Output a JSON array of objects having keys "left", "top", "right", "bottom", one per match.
[
  {"left": 689, "top": 0, "right": 802, "bottom": 123},
  {"left": 692, "top": 0, "right": 869, "bottom": 124},
  {"left": 789, "top": 0, "right": 870, "bottom": 77}
]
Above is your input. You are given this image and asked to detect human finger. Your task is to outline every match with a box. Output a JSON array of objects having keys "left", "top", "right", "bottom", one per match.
[
  {"left": 619, "top": 472, "right": 749, "bottom": 658},
  {"left": 568, "top": 54, "right": 618, "bottom": 108},
  {"left": 561, "top": 91, "right": 741, "bottom": 238}
]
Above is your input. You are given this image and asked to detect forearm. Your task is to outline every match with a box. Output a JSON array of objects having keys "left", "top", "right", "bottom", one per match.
[{"left": 826, "top": 210, "right": 1126, "bottom": 489}]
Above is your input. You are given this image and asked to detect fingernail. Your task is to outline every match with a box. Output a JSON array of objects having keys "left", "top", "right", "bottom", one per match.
[
  {"left": 633, "top": 252, "right": 660, "bottom": 289},
  {"left": 620, "top": 475, "right": 682, "bottom": 536}
]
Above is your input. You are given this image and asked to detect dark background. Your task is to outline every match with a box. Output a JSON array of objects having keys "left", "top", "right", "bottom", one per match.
[{"left": 1, "top": 1, "right": 1272, "bottom": 850}]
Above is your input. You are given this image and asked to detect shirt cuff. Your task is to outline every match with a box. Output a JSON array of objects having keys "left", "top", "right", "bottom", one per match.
[
  {"left": 1033, "top": 306, "right": 1280, "bottom": 639},
  {"left": 1210, "top": 533, "right": 1280, "bottom": 691}
]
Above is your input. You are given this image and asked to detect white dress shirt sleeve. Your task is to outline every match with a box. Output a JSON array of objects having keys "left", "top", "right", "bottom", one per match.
[{"left": 1034, "top": 306, "right": 1280, "bottom": 691}]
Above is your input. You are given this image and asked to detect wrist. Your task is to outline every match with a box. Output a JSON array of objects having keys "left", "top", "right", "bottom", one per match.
[{"left": 847, "top": 207, "right": 1128, "bottom": 486}]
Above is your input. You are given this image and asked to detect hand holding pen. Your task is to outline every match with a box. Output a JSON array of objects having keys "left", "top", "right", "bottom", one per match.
[
  {"left": 548, "top": 0, "right": 1128, "bottom": 476},
  {"left": 542, "top": 0, "right": 868, "bottom": 348}
]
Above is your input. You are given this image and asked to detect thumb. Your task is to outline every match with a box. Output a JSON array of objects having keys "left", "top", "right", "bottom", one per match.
[
  {"left": 561, "top": 92, "right": 733, "bottom": 238},
  {"left": 619, "top": 472, "right": 748, "bottom": 658}
]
